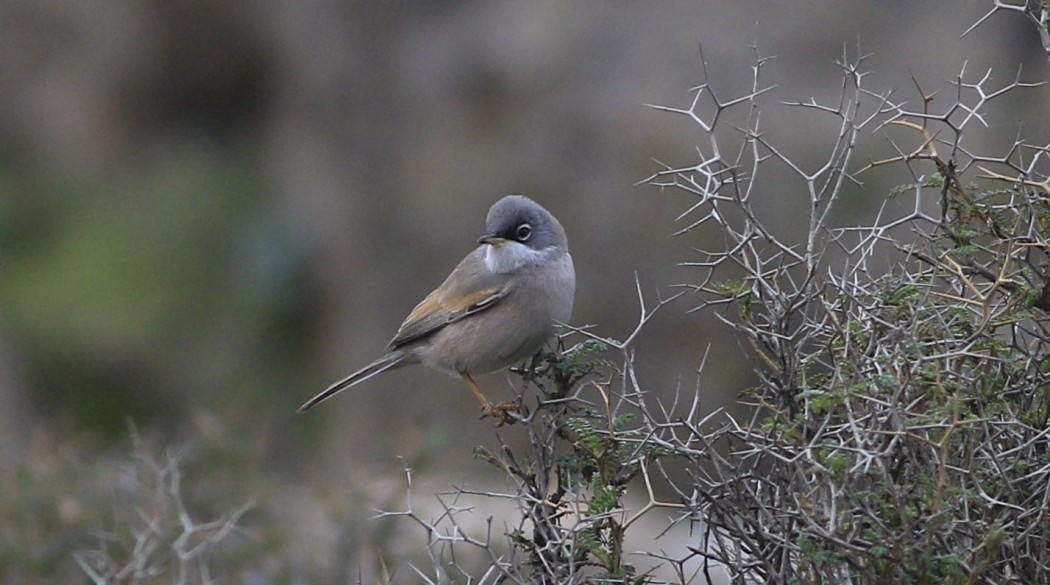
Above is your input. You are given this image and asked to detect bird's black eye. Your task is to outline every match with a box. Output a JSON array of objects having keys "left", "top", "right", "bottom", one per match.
[{"left": 515, "top": 223, "right": 532, "bottom": 241}]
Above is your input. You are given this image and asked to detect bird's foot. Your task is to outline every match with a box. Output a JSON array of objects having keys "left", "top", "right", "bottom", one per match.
[{"left": 483, "top": 401, "right": 526, "bottom": 426}]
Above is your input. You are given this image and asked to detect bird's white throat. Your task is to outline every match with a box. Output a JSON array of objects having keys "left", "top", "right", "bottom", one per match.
[{"left": 484, "top": 242, "right": 554, "bottom": 274}]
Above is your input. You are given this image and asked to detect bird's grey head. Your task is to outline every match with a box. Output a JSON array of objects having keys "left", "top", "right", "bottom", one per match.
[{"left": 478, "top": 195, "right": 568, "bottom": 253}]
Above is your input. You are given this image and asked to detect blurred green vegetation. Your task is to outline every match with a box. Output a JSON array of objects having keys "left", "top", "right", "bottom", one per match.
[{"left": 0, "top": 149, "right": 319, "bottom": 442}]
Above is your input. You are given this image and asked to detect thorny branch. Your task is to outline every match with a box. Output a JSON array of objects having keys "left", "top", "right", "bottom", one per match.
[{"left": 964, "top": 0, "right": 1050, "bottom": 60}]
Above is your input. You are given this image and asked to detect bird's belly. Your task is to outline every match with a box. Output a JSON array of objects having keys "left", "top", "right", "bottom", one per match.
[{"left": 421, "top": 309, "right": 555, "bottom": 375}]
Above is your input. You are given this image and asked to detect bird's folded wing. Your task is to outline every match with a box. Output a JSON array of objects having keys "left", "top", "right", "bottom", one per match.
[
  {"left": 389, "top": 286, "right": 509, "bottom": 348},
  {"left": 388, "top": 248, "right": 512, "bottom": 349}
]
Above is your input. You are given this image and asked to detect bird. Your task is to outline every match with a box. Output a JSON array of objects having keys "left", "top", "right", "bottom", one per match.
[{"left": 298, "top": 195, "right": 575, "bottom": 424}]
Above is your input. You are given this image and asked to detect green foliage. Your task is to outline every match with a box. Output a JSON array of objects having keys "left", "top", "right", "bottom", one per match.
[
  {"left": 466, "top": 343, "right": 677, "bottom": 583},
  {"left": 522, "top": 338, "right": 612, "bottom": 395},
  {"left": 715, "top": 181, "right": 1050, "bottom": 582}
]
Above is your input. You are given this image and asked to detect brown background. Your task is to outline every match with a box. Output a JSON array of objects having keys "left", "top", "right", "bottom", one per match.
[{"left": 0, "top": 1, "right": 1047, "bottom": 577}]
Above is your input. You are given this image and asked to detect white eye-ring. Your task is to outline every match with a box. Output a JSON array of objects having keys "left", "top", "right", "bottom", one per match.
[{"left": 515, "top": 223, "right": 532, "bottom": 241}]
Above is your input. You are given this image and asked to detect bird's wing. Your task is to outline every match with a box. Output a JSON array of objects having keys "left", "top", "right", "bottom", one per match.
[{"left": 388, "top": 247, "right": 510, "bottom": 349}]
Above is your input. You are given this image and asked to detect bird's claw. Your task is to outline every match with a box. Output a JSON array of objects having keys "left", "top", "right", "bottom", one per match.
[{"left": 483, "top": 401, "right": 526, "bottom": 426}]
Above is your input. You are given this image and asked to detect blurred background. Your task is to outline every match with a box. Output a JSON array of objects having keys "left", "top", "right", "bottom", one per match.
[{"left": 1, "top": 1, "right": 1047, "bottom": 582}]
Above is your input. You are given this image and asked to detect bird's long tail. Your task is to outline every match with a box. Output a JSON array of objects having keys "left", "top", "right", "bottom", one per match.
[{"left": 298, "top": 351, "right": 406, "bottom": 412}]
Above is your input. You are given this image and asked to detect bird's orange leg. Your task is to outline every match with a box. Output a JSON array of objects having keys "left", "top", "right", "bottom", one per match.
[{"left": 461, "top": 373, "right": 521, "bottom": 425}]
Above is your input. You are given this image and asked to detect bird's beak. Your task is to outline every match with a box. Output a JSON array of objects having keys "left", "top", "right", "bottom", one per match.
[{"left": 478, "top": 234, "right": 506, "bottom": 246}]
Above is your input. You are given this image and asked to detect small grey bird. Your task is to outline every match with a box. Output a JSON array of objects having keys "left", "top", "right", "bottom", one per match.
[{"left": 298, "top": 195, "right": 575, "bottom": 423}]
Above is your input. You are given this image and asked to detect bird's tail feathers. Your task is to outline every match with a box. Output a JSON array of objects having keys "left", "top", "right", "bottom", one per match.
[{"left": 297, "top": 352, "right": 405, "bottom": 412}]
